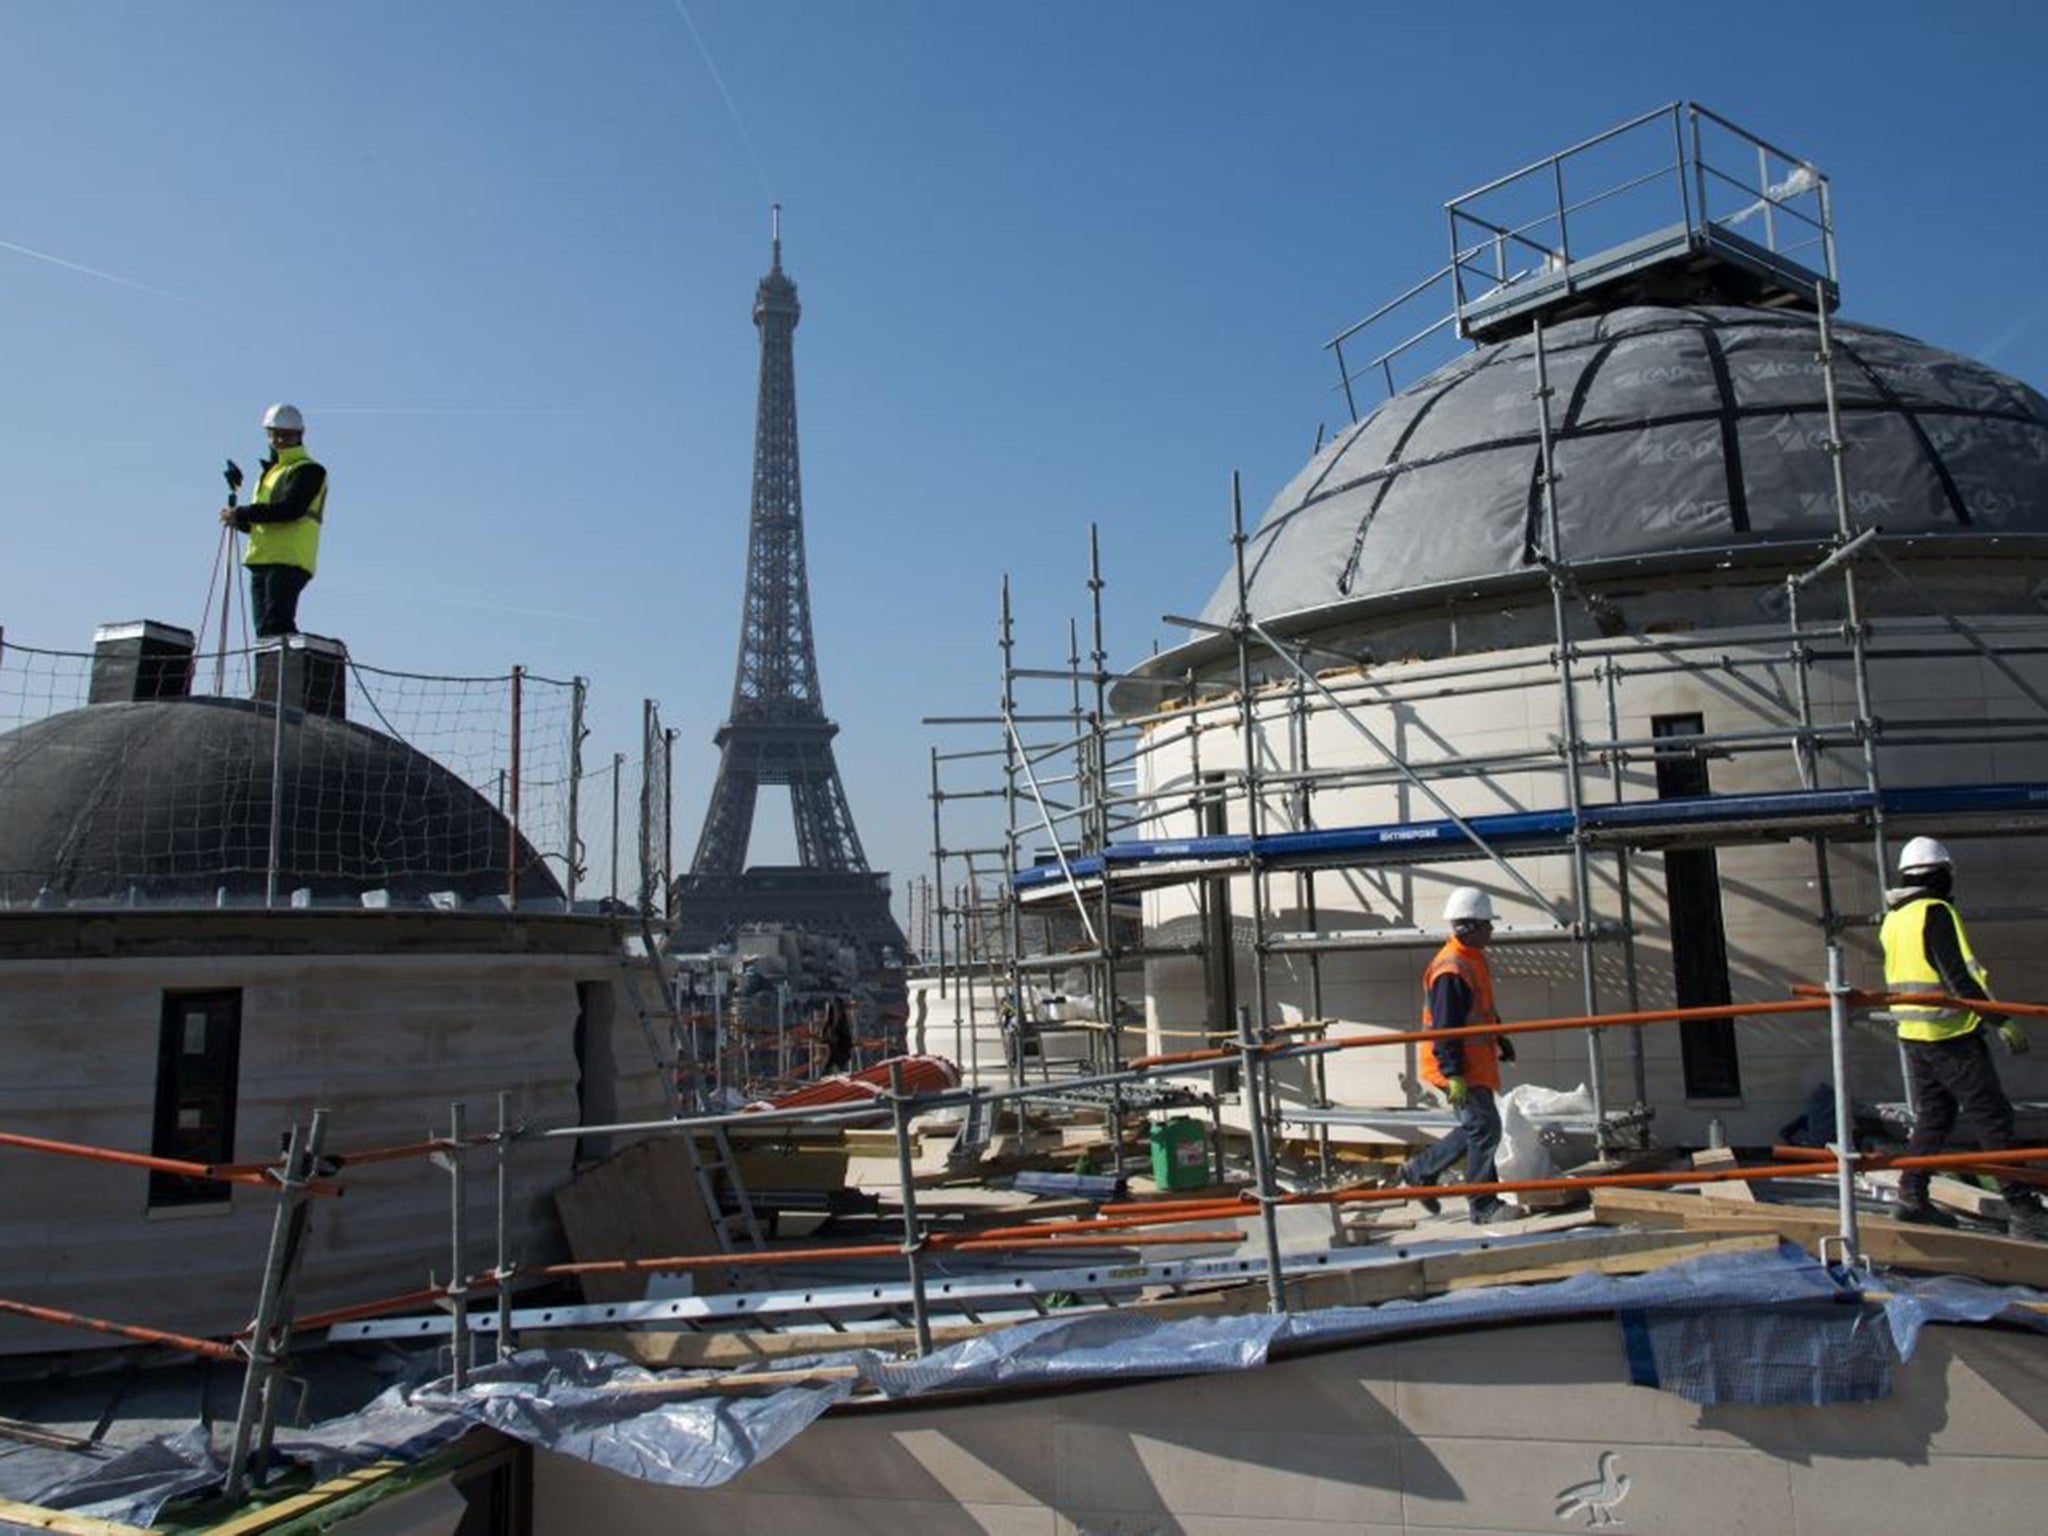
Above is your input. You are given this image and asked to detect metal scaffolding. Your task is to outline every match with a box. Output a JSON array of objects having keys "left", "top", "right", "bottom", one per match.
[{"left": 918, "top": 296, "right": 2048, "bottom": 1207}]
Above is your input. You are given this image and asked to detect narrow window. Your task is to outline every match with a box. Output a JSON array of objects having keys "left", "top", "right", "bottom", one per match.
[
  {"left": 150, "top": 990, "right": 243, "bottom": 1207},
  {"left": 1198, "top": 772, "right": 1239, "bottom": 1091},
  {"left": 572, "top": 980, "right": 620, "bottom": 1166},
  {"left": 1652, "top": 715, "right": 1741, "bottom": 1099}
]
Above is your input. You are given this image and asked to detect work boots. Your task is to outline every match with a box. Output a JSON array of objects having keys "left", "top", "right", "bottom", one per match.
[
  {"left": 1892, "top": 1178, "right": 1959, "bottom": 1229},
  {"left": 1469, "top": 1197, "right": 1518, "bottom": 1225},
  {"left": 2007, "top": 1200, "right": 2048, "bottom": 1243},
  {"left": 1385, "top": 1164, "right": 1443, "bottom": 1216},
  {"left": 1891, "top": 1196, "right": 1960, "bottom": 1229}
]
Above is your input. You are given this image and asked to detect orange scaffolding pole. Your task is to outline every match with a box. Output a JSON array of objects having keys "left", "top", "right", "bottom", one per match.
[
  {"left": 0, "top": 1297, "right": 239, "bottom": 1361},
  {"left": 1793, "top": 985, "right": 2048, "bottom": 1023},
  {"left": 1130, "top": 995, "right": 1831, "bottom": 1070},
  {"left": 1087, "top": 1143, "right": 2048, "bottom": 1229},
  {"left": 0, "top": 1129, "right": 340, "bottom": 1196}
]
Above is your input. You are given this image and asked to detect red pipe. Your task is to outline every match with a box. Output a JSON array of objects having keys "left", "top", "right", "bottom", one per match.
[
  {"left": 0, "top": 1128, "right": 337, "bottom": 1193},
  {"left": 0, "top": 1296, "right": 238, "bottom": 1360},
  {"left": 1131, "top": 996, "right": 1829, "bottom": 1070},
  {"left": 1090, "top": 1144, "right": 2048, "bottom": 1228}
]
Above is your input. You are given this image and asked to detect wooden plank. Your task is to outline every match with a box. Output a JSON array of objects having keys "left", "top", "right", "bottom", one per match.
[
  {"left": 0, "top": 1415, "right": 93, "bottom": 1452},
  {"left": 0, "top": 1498, "right": 154, "bottom": 1536},
  {"left": 197, "top": 1462, "right": 410, "bottom": 1536},
  {"left": 730, "top": 1145, "right": 851, "bottom": 1192},
  {"left": 1592, "top": 1188, "right": 2048, "bottom": 1287},
  {"left": 1864, "top": 1168, "right": 2008, "bottom": 1221},
  {"left": 842, "top": 1130, "right": 916, "bottom": 1156},
  {"left": 1690, "top": 1147, "right": 1760, "bottom": 1204},
  {"left": 1435, "top": 1232, "right": 1777, "bottom": 1290},
  {"left": 552, "top": 1137, "right": 736, "bottom": 1303},
  {"left": 1255, "top": 1229, "right": 1776, "bottom": 1314}
]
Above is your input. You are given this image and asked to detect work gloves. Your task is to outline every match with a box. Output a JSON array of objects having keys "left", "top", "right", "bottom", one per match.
[
  {"left": 1998, "top": 1021, "right": 2031, "bottom": 1056},
  {"left": 1496, "top": 1033, "right": 1517, "bottom": 1064},
  {"left": 1444, "top": 1076, "right": 1470, "bottom": 1109}
]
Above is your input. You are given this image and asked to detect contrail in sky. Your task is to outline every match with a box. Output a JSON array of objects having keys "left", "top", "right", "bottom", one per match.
[
  {"left": 0, "top": 235, "right": 198, "bottom": 305},
  {"left": 438, "top": 594, "right": 602, "bottom": 624},
  {"left": 667, "top": 0, "right": 775, "bottom": 200},
  {"left": 325, "top": 580, "right": 600, "bottom": 625},
  {"left": 1977, "top": 309, "right": 2039, "bottom": 365},
  {"left": 312, "top": 406, "right": 580, "bottom": 417}
]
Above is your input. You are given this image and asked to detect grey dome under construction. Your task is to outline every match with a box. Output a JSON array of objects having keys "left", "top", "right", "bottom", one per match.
[
  {"left": 0, "top": 697, "right": 562, "bottom": 905},
  {"left": 1204, "top": 304, "right": 2048, "bottom": 630}
]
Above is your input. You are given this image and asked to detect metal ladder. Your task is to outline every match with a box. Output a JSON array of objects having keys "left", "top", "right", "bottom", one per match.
[{"left": 618, "top": 918, "right": 765, "bottom": 1253}]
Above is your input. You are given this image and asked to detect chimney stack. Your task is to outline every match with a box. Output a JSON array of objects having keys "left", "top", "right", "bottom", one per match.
[
  {"left": 254, "top": 633, "right": 348, "bottom": 719},
  {"left": 89, "top": 621, "right": 195, "bottom": 704}
]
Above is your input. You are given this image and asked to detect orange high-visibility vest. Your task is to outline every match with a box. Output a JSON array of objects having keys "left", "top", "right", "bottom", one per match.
[{"left": 1420, "top": 937, "right": 1501, "bottom": 1091}]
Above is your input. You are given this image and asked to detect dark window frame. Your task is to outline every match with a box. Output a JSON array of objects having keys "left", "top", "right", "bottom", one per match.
[
  {"left": 1652, "top": 715, "right": 1742, "bottom": 1100},
  {"left": 149, "top": 989, "right": 244, "bottom": 1208},
  {"left": 1197, "top": 772, "right": 1240, "bottom": 1094}
]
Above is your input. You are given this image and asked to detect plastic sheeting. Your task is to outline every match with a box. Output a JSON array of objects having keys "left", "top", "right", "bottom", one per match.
[
  {"left": 1201, "top": 305, "right": 2048, "bottom": 628},
  {"left": 9, "top": 1244, "right": 2048, "bottom": 1526},
  {"left": 1880, "top": 1270, "right": 2048, "bottom": 1359},
  {"left": 425, "top": 1350, "right": 854, "bottom": 1489},
  {"left": 0, "top": 1426, "right": 223, "bottom": 1533},
  {"left": 1618, "top": 1304, "right": 1895, "bottom": 1406},
  {"left": 1492, "top": 1082, "right": 1588, "bottom": 1196}
]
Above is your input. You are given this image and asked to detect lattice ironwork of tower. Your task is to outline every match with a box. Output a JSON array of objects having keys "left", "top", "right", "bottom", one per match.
[{"left": 672, "top": 214, "right": 908, "bottom": 968}]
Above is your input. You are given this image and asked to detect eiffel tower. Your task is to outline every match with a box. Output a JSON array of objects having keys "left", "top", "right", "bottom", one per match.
[{"left": 672, "top": 211, "right": 907, "bottom": 971}]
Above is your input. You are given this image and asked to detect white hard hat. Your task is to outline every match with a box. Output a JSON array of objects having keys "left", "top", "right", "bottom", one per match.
[
  {"left": 1443, "top": 887, "right": 1495, "bottom": 924},
  {"left": 261, "top": 402, "right": 305, "bottom": 432},
  {"left": 1897, "top": 836, "right": 1953, "bottom": 872}
]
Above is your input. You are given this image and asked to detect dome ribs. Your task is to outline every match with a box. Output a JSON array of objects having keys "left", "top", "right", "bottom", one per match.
[{"left": 1832, "top": 332, "right": 1972, "bottom": 528}]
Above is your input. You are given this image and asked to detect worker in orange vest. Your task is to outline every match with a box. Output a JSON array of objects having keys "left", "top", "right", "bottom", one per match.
[{"left": 1391, "top": 887, "right": 1518, "bottom": 1224}]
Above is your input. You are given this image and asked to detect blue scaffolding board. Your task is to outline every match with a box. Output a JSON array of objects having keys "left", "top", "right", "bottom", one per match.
[{"left": 1013, "top": 782, "right": 2048, "bottom": 898}]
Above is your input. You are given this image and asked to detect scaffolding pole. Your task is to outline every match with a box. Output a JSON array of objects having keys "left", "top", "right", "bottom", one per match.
[{"left": 1532, "top": 317, "right": 1609, "bottom": 1143}]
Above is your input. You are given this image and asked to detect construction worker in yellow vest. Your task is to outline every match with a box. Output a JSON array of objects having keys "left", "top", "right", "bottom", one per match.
[
  {"left": 1391, "top": 887, "right": 1519, "bottom": 1224},
  {"left": 219, "top": 402, "right": 327, "bottom": 636},
  {"left": 1880, "top": 836, "right": 2047, "bottom": 1241}
]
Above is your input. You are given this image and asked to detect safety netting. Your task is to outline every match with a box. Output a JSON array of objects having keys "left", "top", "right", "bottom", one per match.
[{"left": 0, "top": 639, "right": 582, "bottom": 907}]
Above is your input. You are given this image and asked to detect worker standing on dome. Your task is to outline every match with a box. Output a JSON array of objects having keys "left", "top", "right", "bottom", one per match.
[
  {"left": 1880, "top": 837, "right": 2048, "bottom": 1241},
  {"left": 220, "top": 403, "right": 327, "bottom": 637},
  {"left": 1388, "top": 887, "right": 1518, "bottom": 1224}
]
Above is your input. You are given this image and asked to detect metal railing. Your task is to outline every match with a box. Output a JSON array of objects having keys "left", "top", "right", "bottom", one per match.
[{"left": 1325, "top": 102, "right": 1837, "bottom": 417}]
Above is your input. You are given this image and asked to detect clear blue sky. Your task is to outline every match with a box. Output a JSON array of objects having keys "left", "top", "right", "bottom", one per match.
[{"left": 4, "top": 3, "right": 2046, "bottom": 930}]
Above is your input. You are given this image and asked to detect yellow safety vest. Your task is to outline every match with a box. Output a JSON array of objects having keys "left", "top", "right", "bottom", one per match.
[
  {"left": 1879, "top": 895, "right": 1989, "bottom": 1042},
  {"left": 243, "top": 445, "right": 326, "bottom": 575}
]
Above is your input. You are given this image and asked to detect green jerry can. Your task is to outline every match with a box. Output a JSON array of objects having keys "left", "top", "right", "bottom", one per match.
[{"left": 1149, "top": 1116, "right": 1210, "bottom": 1191}]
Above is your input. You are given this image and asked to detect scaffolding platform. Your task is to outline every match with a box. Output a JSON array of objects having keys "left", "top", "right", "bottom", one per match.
[{"left": 1013, "top": 781, "right": 2048, "bottom": 901}]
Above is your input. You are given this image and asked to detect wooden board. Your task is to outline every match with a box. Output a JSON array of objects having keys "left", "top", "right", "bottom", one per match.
[
  {"left": 1064, "top": 1228, "right": 1771, "bottom": 1327},
  {"left": 1690, "top": 1146, "right": 1760, "bottom": 1204},
  {"left": 730, "top": 1145, "right": 851, "bottom": 1193},
  {"left": 195, "top": 1462, "right": 410, "bottom": 1536},
  {"left": 1591, "top": 1187, "right": 2048, "bottom": 1287},
  {"left": 0, "top": 1497, "right": 154, "bottom": 1536},
  {"left": 1864, "top": 1168, "right": 2009, "bottom": 1221},
  {"left": 552, "top": 1136, "right": 736, "bottom": 1303}
]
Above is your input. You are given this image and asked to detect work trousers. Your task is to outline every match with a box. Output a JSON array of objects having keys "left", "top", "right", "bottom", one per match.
[
  {"left": 1901, "top": 1029, "right": 2038, "bottom": 1208},
  {"left": 249, "top": 563, "right": 311, "bottom": 638},
  {"left": 1401, "top": 1084, "right": 1503, "bottom": 1220}
]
